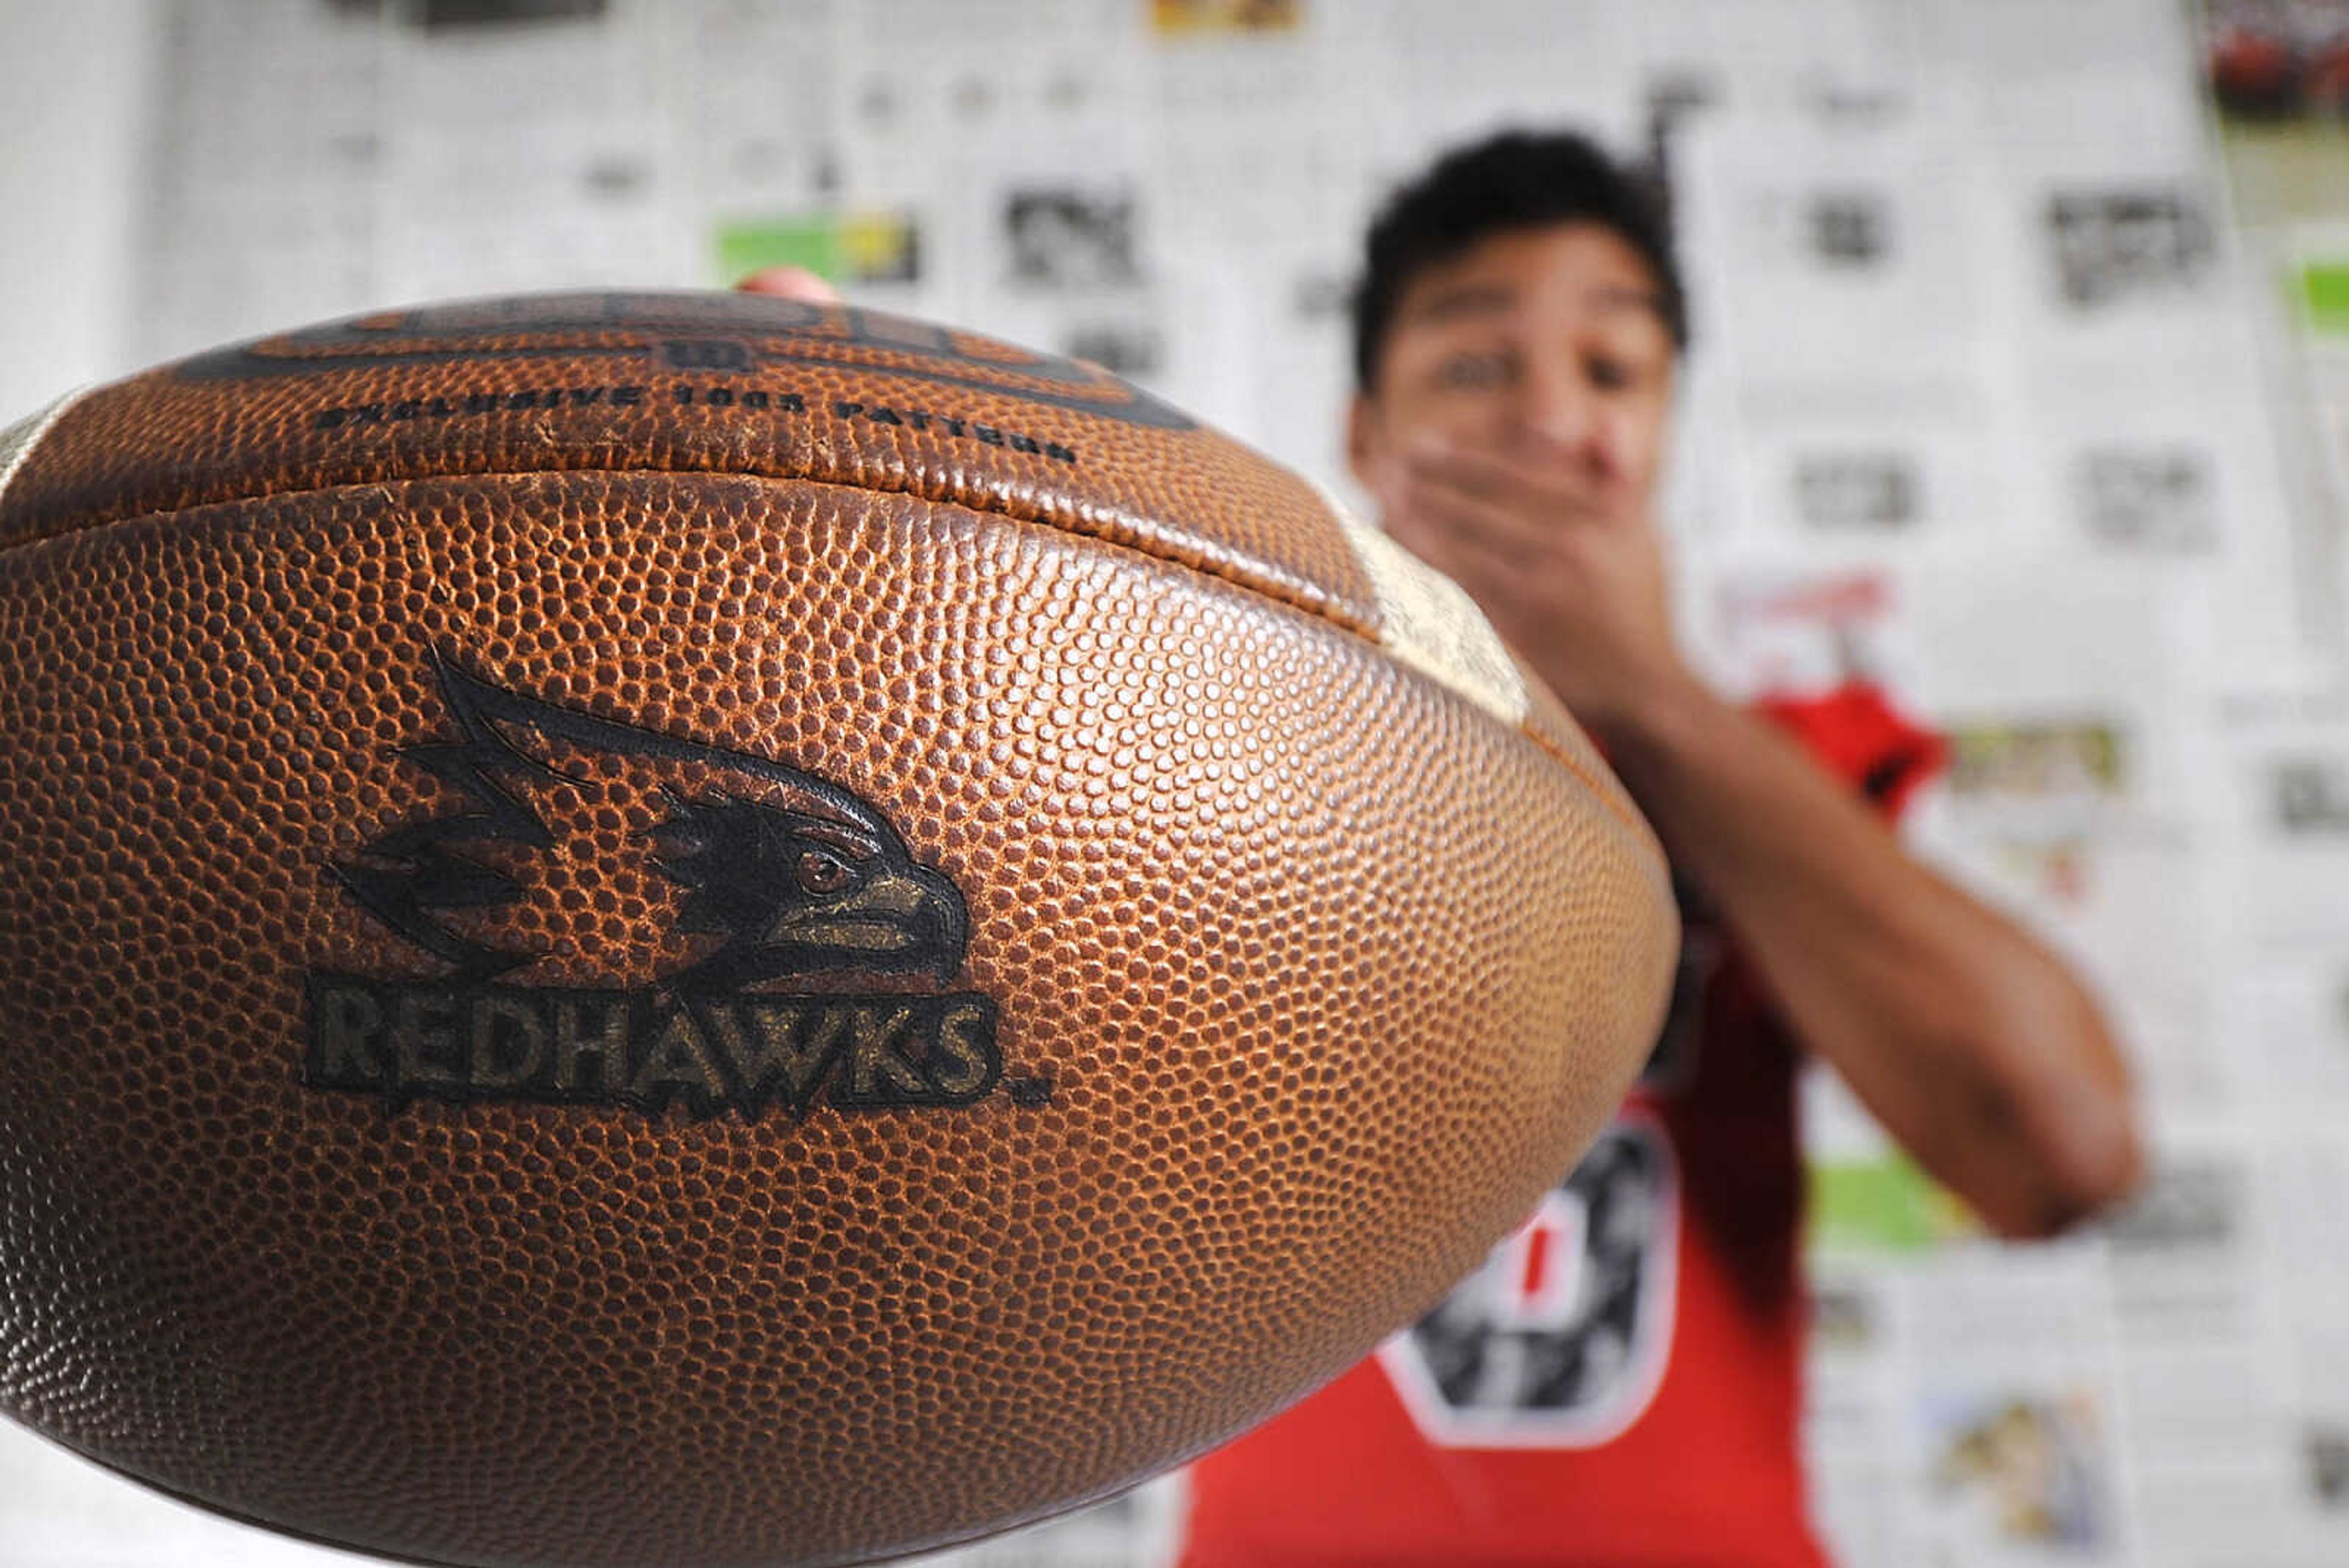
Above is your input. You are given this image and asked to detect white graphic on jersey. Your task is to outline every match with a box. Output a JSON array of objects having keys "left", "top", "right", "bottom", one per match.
[
  {"left": 1380, "top": 1110, "right": 1680, "bottom": 1449},
  {"left": 1485, "top": 1189, "right": 1587, "bottom": 1332}
]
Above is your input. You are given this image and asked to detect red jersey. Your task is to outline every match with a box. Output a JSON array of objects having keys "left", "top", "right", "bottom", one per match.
[{"left": 1179, "top": 683, "right": 1946, "bottom": 1568}]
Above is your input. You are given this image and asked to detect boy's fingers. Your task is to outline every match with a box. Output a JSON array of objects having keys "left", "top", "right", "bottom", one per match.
[{"left": 1407, "top": 439, "right": 1614, "bottom": 522}]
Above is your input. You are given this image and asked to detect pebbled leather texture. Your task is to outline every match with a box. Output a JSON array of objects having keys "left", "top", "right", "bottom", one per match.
[{"left": 0, "top": 294, "right": 1677, "bottom": 1568}]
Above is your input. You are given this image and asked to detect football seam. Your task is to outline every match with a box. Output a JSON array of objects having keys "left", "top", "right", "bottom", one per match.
[
  {"left": 1508, "top": 722, "right": 1660, "bottom": 850},
  {"left": 1, "top": 443, "right": 1377, "bottom": 635},
  {"left": 0, "top": 461, "right": 1659, "bottom": 848}
]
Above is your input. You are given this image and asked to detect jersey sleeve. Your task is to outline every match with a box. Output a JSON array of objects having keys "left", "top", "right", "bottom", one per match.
[{"left": 1752, "top": 680, "right": 1947, "bottom": 822}]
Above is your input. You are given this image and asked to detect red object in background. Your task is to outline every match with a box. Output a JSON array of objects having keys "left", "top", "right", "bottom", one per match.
[
  {"left": 2304, "top": 31, "right": 2349, "bottom": 113},
  {"left": 2208, "top": 22, "right": 2301, "bottom": 116}
]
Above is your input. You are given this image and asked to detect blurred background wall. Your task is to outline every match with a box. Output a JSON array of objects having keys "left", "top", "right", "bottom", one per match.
[{"left": 5, "top": 2, "right": 2349, "bottom": 1565}]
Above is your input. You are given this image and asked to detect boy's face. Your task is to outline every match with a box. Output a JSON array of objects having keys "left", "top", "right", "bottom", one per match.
[{"left": 1349, "top": 222, "right": 1678, "bottom": 516}]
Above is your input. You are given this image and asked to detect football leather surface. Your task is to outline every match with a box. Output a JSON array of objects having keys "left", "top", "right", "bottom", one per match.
[{"left": 0, "top": 292, "right": 1677, "bottom": 1567}]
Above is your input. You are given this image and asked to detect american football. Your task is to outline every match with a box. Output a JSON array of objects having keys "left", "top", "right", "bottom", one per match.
[{"left": 0, "top": 291, "right": 1677, "bottom": 1567}]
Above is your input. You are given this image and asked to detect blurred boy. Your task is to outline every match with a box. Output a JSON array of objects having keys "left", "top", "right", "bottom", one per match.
[{"left": 1176, "top": 128, "right": 2142, "bottom": 1568}]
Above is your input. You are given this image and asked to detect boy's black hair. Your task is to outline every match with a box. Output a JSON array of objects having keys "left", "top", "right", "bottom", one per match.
[{"left": 1351, "top": 128, "right": 1687, "bottom": 393}]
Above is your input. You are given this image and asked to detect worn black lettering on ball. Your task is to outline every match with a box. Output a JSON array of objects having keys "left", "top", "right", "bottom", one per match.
[{"left": 183, "top": 290, "right": 1194, "bottom": 432}]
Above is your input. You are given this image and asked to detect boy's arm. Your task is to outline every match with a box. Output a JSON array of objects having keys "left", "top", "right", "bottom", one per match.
[
  {"left": 1605, "top": 671, "right": 2142, "bottom": 1239},
  {"left": 1389, "top": 431, "right": 2144, "bottom": 1240}
]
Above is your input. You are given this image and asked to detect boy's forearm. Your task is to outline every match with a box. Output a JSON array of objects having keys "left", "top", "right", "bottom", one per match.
[{"left": 1597, "top": 673, "right": 2143, "bottom": 1238}]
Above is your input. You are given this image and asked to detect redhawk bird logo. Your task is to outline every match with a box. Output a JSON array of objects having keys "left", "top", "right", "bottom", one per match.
[{"left": 305, "top": 654, "right": 1034, "bottom": 1119}]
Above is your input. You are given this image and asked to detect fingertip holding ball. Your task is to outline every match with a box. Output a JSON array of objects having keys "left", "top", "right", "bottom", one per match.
[{"left": 734, "top": 264, "right": 844, "bottom": 305}]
